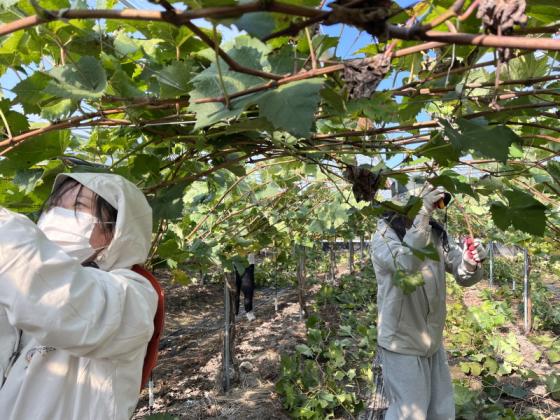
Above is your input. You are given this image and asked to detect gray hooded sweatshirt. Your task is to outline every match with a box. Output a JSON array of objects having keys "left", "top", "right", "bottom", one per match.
[
  {"left": 371, "top": 213, "right": 483, "bottom": 357},
  {"left": 0, "top": 173, "right": 157, "bottom": 420}
]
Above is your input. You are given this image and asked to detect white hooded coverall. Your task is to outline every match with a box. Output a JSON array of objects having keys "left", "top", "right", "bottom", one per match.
[
  {"left": 0, "top": 173, "right": 158, "bottom": 420},
  {"left": 371, "top": 213, "right": 483, "bottom": 420}
]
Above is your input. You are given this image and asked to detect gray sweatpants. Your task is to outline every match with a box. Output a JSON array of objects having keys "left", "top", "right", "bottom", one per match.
[{"left": 380, "top": 346, "right": 455, "bottom": 420}]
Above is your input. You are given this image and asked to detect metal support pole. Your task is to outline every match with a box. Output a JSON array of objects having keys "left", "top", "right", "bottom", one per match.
[
  {"left": 223, "top": 275, "right": 230, "bottom": 392},
  {"left": 489, "top": 241, "right": 494, "bottom": 288},
  {"left": 360, "top": 235, "right": 365, "bottom": 266},
  {"left": 273, "top": 249, "right": 278, "bottom": 312},
  {"left": 329, "top": 240, "right": 336, "bottom": 282}
]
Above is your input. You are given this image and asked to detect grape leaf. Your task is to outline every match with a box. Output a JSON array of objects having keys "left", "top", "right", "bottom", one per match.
[
  {"left": 415, "top": 132, "right": 460, "bottom": 167},
  {"left": 256, "top": 78, "right": 324, "bottom": 138},
  {"left": 443, "top": 119, "right": 520, "bottom": 163},
  {"left": 0, "top": 130, "right": 70, "bottom": 172},
  {"left": 430, "top": 170, "right": 477, "bottom": 198},
  {"left": 233, "top": 1, "right": 275, "bottom": 39},
  {"left": 45, "top": 56, "right": 107, "bottom": 100},
  {"left": 392, "top": 270, "right": 425, "bottom": 295},
  {"left": 188, "top": 37, "right": 268, "bottom": 129},
  {"left": 490, "top": 189, "right": 547, "bottom": 236},
  {"left": 12, "top": 72, "right": 51, "bottom": 114},
  {"left": 157, "top": 61, "right": 195, "bottom": 99}
]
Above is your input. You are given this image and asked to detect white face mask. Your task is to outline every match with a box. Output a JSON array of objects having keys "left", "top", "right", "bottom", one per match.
[{"left": 38, "top": 207, "right": 101, "bottom": 263}]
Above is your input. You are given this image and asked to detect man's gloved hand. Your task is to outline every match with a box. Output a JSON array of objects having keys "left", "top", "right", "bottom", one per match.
[
  {"left": 463, "top": 238, "right": 487, "bottom": 271},
  {"left": 420, "top": 185, "right": 446, "bottom": 215}
]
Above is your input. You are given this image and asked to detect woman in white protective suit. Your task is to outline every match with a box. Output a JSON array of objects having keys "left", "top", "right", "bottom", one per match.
[
  {"left": 0, "top": 172, "right": 157, "bottom": 420},
  {"left": 371, "top": 185, "right": 487, "bottom": 420}
]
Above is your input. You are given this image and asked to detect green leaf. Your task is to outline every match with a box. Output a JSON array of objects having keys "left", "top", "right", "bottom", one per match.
[
  {"left": 308, "top": 219, "right": 323, "bottom": 234},
  {"left": 108, "top": 70, "right": 144, "bottom": 98},
  {"left": 347, "top": 93, "right": 399, "bottom": 124},
  {"left": 443, "top": 119, "right": 520, "bottom": 163},
  {"left": 415, "top": 132, "right": 460, "bottom": 167},
  {"left": 157, "top": 238, "right": 188, "bottom": 260},
  {"left": 171, "top": 269, "right": 192, "bottom": 286},
  {"left": 150, "top": 181, "right": 189, "bottom": 221},
  {"left": 547, "top": 161, "right": 560, "bottom": 183},
  {"left": 483, "top": 357, "right": 499, "bottom": 374},
  {"left": 545, "top": 374, "right": 560, "bottom": 400},
  {"left": 295, "top": 344, "right": 313, "bottom": 357},
  {"left": 257, "top": 78, "right": 324, "bottom": 138},
  {"left": 0, "top": 0, "right": 19, "bottom": 9},
  {"left": 502, "top": 384, "right": 528, "bottom": 399},
  {"left": 131, "top": 154, "right": 160, "bottom": 178},
  {"left": 490, "top": 189, "right": 547, "bottom": 236},
  {"left": 188, "top": 36, "right": 268, "bottom": 129},
  {"left": 269, "top": 45, "right": 296, "bottom": 75},
  {"left": 392, "top": 270, "right": 424, "bottom": 295},
  {"left": 13, "top": 168, "right": 43, "bottom": 194},
  {"left": 233, "top": 0, "right": 275, "bottom": 39},
  {"left": 157, "top": 60, "right": 195, "bottom": 98},
  {"left": 460, "top": 361, "right": 482, "bottom": 376},
  {"left": 0, "top": 130, "right": 70, "bottom": 171},
  {"left": 422, "top": 130, "right": 463, "bottom": 165},
  {"left": 453, "top": 383, "right": 477, "bottom": 406},
  {"left": 506, "top": 53, "right": 548, "bottom": 80},
  {"left": 382, "top": 195, "right": 423, "bottom": 221},
  {"left": 40, "top": 98, "right": 75, "bottom": 120},
  {"left": 546, "top": 349, "right": 560, "bottom": 364},
  {"left": 0, "top": 100, "right": 29, "bottom": 136},
  {"left": 45, "top": 56, "right": 107, "bottom": 100},
  {"left": 409, "top": 243, "right": 440, "bottom": 262},
  {"left": 333, "top": 370, "right": 345, "bottom": 381},
  {"left": 12, "top": 72, "right": 51, "bottom": 114},
  {"left": 113, "top": 30, "right": 140, "bottom": 56},
  {"left": 429, "top": 170, "right": 477, "bottom": 199}
]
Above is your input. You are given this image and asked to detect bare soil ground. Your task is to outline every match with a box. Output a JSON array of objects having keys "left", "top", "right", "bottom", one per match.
[
  {"left": 133, "top": 271, "right": 305, "bottom": 419},
  {"left": 134, "top": 269, "right": 560, "bottom": 419}
]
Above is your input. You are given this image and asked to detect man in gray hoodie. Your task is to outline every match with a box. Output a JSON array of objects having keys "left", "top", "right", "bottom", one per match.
[{"left": 371, "top": 185, "right": 486, "bottom": 420}]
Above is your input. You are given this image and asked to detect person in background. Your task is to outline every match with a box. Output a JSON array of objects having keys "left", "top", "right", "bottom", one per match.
[
  {"left": 0, "top": 173, "right": 157, "bottom": 420},
  {"left": 371, "top": 185, "right": 487, "bottom": 420},
  {"left": 235, "top": 253, "right": 256, "bottom": 321}
]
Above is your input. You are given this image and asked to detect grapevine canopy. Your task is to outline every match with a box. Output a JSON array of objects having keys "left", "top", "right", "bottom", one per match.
[{"left": 0, "top": 0, "right": 559, "bottom": 266}]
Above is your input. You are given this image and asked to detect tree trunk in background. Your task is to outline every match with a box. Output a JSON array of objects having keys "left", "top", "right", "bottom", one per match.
[
  {"left": 296, "top": 246, "right": 308, "bottom": 319},
  {"left": 348, "top": 239, "right": 354, "bottom": 274}
]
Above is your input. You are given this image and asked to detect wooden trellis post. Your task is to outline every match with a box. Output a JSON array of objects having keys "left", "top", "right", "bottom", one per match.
[
  {"left": 222, "top": 271, "right": 236, "bottom": 392},
  {"left": 296, "top": 245, "right": 308, "bottom": 319},
  {"left": 348, "top": 239, "right": 354, "bottom": 274},
  {"left": 524, "top": 248, "right": 532, "bottom": 334}
]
